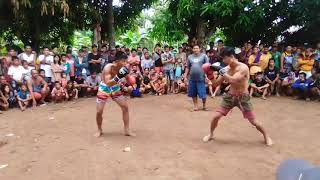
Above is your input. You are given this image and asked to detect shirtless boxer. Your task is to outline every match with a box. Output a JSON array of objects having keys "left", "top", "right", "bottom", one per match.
[
  {"left": 202, "top": 47, "right": 273, "bottom": 146},
  {"left": 95, "top": 52, "right": 135, "bottom": 137}
]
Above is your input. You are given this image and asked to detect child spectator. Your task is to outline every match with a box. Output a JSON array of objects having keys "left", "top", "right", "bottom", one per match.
[
  {"left": 250, "top": 72, "right": 269, "bottom": 100},
  {"left": 292, "top": 72, "right": 311, "bottom": 101},
  {"left": 86, "top": 72, "right": 101, "bottom": 96},
  {"left": 264, "top": 58, "right": 280, "bottom": 96},
  {"left": 66, "top": 80, "right": 78, "bottom": 101},
  {"left": 51, "top": 81, "right": 68, "bottom": 103},
  {"left": 174, "top": 58, "right": 183, "bottom": 93},
  {"left": 39, "top": 69, "right": 53, "bottom": 90},
  {"left": 66, "top": 50, "right": 75, "bottom": 81},
  {"left": 1, "top": 84, "right": 16, "bottom": 108},
  {"left": 17, "top": 84, "right": 32, "bottom": 111},
  {"left": 51, "top": 55, "right": 63, "bottom": 82},
  {"left": 61, "top": 73, "right": 68, "bottom": 89},
  {"left": 176, "top": 77, "right": 187, "bottom": 93},
  {"left": 61, "top": 54, "right": 71, "bottom": 79}
]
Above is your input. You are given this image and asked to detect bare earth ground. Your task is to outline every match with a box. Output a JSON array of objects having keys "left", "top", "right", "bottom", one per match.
[{"left": 0, "top": 95, "right": 320, "bottom": 180}]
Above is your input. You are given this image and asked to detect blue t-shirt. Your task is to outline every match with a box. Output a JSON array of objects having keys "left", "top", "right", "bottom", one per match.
[
  {"left": 63, "top": 62, "right": 71, "bottom": 75},
  {"left": 18, "top": 90, "right": 30, "bottom": 100},
  {"left": 187, "top": 53, "right": 209, "bottom": 81},
  {"left": 175, "top": 65, "right": 182, "bottom": 77}
]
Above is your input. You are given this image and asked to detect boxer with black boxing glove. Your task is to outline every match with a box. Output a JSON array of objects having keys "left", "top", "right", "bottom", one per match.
[{"left": 95, "top": 51, "right": 136, "bottom": 137}]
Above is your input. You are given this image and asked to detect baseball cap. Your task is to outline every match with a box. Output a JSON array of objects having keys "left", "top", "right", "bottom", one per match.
[{"left": 277, "top": 159, "right": 320, "bottom": 180}]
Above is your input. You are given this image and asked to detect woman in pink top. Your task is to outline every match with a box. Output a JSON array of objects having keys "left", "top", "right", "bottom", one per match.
[{"left": 128, "top": 49, "right": 141, "bottom": 72}]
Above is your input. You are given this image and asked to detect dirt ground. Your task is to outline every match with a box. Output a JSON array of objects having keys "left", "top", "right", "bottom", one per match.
[{"left": 0, "top": 95, "right": 320, "bottom": 180}]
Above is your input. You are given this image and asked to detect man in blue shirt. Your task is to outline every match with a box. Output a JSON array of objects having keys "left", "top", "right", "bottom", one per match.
[{"left": 184, "top": 45, "right": 209, "bottom": 111}]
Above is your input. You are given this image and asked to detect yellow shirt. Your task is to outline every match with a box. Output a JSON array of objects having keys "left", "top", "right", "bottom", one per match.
[{"left": 298, "top": 58, "right": 315, "bottom": 71}]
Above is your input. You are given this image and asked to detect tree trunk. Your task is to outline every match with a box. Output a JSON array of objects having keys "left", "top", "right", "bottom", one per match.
[
  {"left": 105, "top": 0, "right": 115, "bottom": 48},
  {"left": 195, "top": 16, "right": 206, "bottom": 51}
]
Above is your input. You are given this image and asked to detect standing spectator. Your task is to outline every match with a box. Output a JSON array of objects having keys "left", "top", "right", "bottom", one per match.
[
  {"left": 61, "top": 54, "right": 71, "bottom": 79},
  {"left": 259, "top": 46, "right": 272, "bottom": 71},
  {"left": 100, "top": 44, "right": 109, "bottom": 69},
  {"left": 74, "top": 49, "right": 89, "bottom": 79},
  {"left": 86, "top": 72, "right": 101, "bottom": 96},
  {"left": 7, "top": 56, "right": 24, "bottom": 86},
  {"left": 184, "top": 45, "right": 209, "bottom": 111},
  {"left": 38, "top": 47, "right": 54, "bottom": 82},
  {"left": 216, "top": 40, "right": 225, "bottom": 55},
  {"left": 297, "top": 48, "right": 315, "bottom": 78},
  {"left": 128, "top": 49, "right": 141, "bottom": 72},
  {"left": 51, "top": 55, "right": 63, "bottom": 82},
  {"left": 264, "top": 59, "right": 280, "bottom": 96},
  {"left": 18, "top": 45, "right": 36, "bottom": 69},
  {"left": 248, "top": 46, "right": 262, "bottom": 77},
  {"left": 51, "top": 46, "right": 59, "bottom": 56},
  {"left": 162, "top": 45, "right": 175, "bottom": 93},
  {"left": 0, "top": 57, "right": 8, "bottom": 76},
  {"left": 88, "top": 44, "right": 102, "bottom": 74},
  {"left": 240, "top": 42, "right": 253, "bottom": 64},
  {"left": 176, "top": 47, "right": 187, "bottom": 70},
  {"left": 141, "top": 51, "right": 154, "bottom": 71},
  {"left": 174, "top": 58, "right": 183, "bottom": 93},
  {"left": 137, "top": 46, "right": 143, "bottom": 59},
  {"left": 153, "top": 44, "right": 163, "bottom": 73},
  {"left": 280, "top": 46, "right": 294, "bottom": 80},
  {"left": 271, "top": 44, "right": 282, "bottom": 70},
  {"left": 17, "top": 84, "right": 32, "bottom": 111},
  {"left": 66, "top": 50, "right": 75, "bottom": 81},
  {"left": 141, "top": 47, "right": 149, "bottom": 61},
  {"left": 108, "top": 47, "right": 116, "bottom": 63},
  {"left": 292, "top": 72, "right": 311, "bottom": 101}
]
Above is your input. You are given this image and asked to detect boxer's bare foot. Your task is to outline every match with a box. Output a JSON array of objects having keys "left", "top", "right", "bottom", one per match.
[
  {"left": 190, "top": 107, "right": 199, "bottom": 112},
  {"left": 124, "top": 130, "right": 136, "bottom": 137},
  {"left": 94, "top": 130, "right": 103, "bottom": 137},
  {"left": 265, "top": 136, "right": 273, "bottom": 146},
  {"left": 202, "top": 134, "right": 213, "bottom": 142}
]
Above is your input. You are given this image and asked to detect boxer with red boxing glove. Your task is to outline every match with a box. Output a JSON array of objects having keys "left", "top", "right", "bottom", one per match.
[{"left": 95, "top": 52, "right": 135, "bottom": 138}]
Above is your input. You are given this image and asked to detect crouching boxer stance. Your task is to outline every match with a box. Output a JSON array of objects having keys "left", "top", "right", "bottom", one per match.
[
  {"left": 95, "top": 52, "right": 135, "bottom": 137},
  {"left": 203, "top": 47, "right": 273, "bottom": 146}
]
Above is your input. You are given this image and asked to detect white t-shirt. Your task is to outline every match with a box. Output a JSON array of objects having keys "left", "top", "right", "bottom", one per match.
[
  {"left": 19, "top": 53, "right": 35, "bottom": 64},
  {"left": 8, "top": 65, "right": 24, "bottom": 81},
  {"left": 22, "top": 66, "right": 33, "bottom": 81},
  {"left": 38, "top": 54, "right": 54, "bottom": 78}
]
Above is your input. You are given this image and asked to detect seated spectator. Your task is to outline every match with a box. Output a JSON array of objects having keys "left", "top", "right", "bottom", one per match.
[
  {"left": 17, "top": 84, "right": 32, "bottom": 111},
  {"left": 250, "top": 72, "right": 269, "bottom": 100},
  {"left": 176, "top": 77, "right": 187, "bottom": 93},
  {"left": 281, "top": 71, "right": 296, "bottom": 96},
  {"left": 52, "top": 55, "right": 63, "bottom": 82},
  {"left": 297, "top": 48, "right": 315, "bottom": 78},
  {"left": 141, "top": 69, "right": 152, "bottom": 93},
  {"left": 8, "top": 56, "right": 24, "bottom": 87},
  {"left": 292, "top": 72, "right": 311, "bottom": 101},
  {"left": 152, "top": 77, "right": 166, "bottom": 96},
  {"left": 0, "top": 88, "right": 9, "bottom": 111},
  {"left": 264, "top": 59, "right": 280, "bottom": 96},
  {"left": 66, "top": 80, "right": 78, "bottom": 101},
  {"left": 39, "top": 69, "right": 53, "bottom": 90},
  {"left": 158, "top": 71, "right": 168, "bottom": 93},
  {"left": 141, "top": 51, "right": 154, "bottom": 71},
  {"left": 74, "top": 75, "right": 88, "bottom": 97},
  {"left": 27, "top": 69, "right": 49, "bottom": 107},
  {"left": 51, "top": 81, "right": 68, "bottom": 103},
  {"left": 1, "top": 84, "right": 16, "bottom": 108},
  {"left": 308, "top": 69, "right": 320, "bottom": 100},
  {"left": 86, "top": 72, "right": 101, "bottom": 96}
]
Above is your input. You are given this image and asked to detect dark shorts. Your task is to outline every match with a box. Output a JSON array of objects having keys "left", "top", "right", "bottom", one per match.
[
  {"left": 188, "top": 80, "right": 206, "bottom": 99},
  {"left": 216, "top": 93, "right": 255, "bottom": 120}
]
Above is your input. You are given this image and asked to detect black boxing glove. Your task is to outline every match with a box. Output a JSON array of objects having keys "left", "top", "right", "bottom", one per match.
[{"left": 113, "top": 66, "right": 129, "bottom": 82}]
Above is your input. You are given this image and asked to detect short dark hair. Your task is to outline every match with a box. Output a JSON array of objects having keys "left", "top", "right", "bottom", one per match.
[
  {"left": 155, "top": 43, "right": 161, "bottom": 48},
  {"left": 192, "top": 44, "right": 200, "bottom": 48},
  {"left": 256, "top": 72, "right": 263, "bottom": 76},
  {"left": 101, "top": 44, "right": 107, "bottom": 48},
  {"left": 299, "top": 72, "right": 306, "bottom": 78},
  {"left": 220, "top": 47, "right": 236, "bottom": 58},
  {"left": 169, "top": 46, "right": 174, "bottom": 49},
  {"left": 55, "top": 81, "right": 61, "bottom": 85},
  {"left": 66, "top": 50, "right": 72, "bottom": 54},
  {"left": 115, "top": 45, "right": 120, "bottom": 48},
  {"left": 131, "top": 48, "right": 137, "bottom": 53},
  {"left": 12, "top": 56, "right": 19, "bottom": 61},
  {"left": 114, "top": 51, "right": 128, "bottom": 61},
  {"left": 92, "top": 44, "right": 98, "bottom": 48},
  {"left": 137, "top": 46, "right": 141, "bottom": 49},
  {"left": 25, "top": 45, "right": 32, "bottom": 48},
  {"left": 39, "top": 69, "right": 45, "bottom": 73},
  {"left": 218, "top": 40, "right": 224, "bottom": 43},
  {"left": 79, "top": 49, "right": 85, "bottom": 53}
]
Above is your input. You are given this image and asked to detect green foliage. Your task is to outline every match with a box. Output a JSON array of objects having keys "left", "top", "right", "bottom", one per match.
[{"left": 71, "top": 30, "right": 93, "bottom": 50}]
